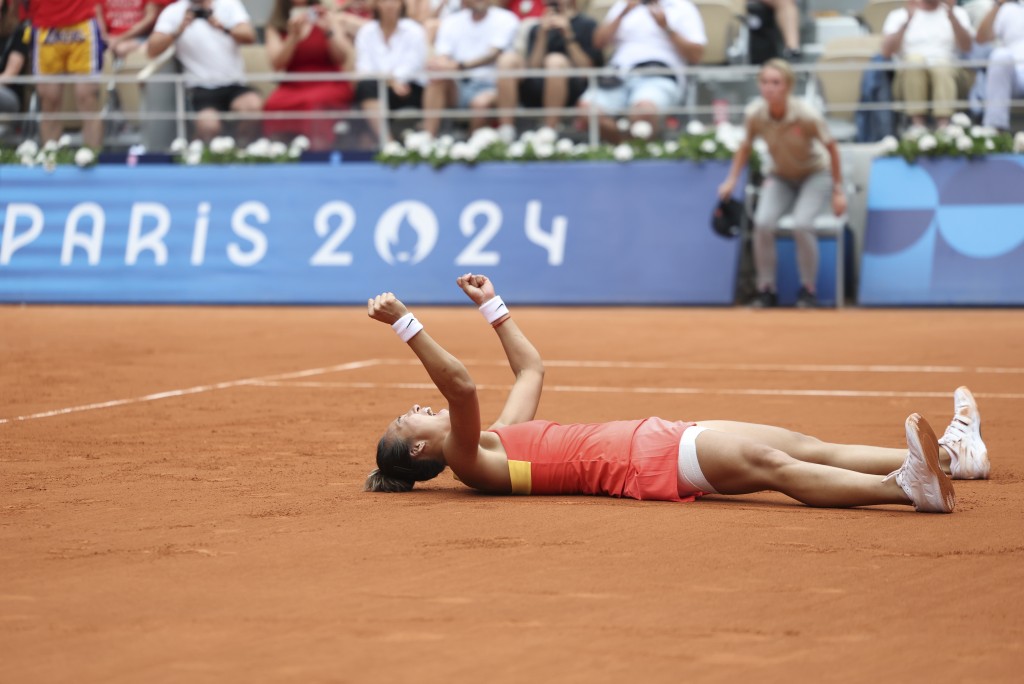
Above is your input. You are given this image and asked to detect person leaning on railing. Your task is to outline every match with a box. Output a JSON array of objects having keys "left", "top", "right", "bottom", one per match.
[
  {"left": 148, "top": 0, "right": 262, "bottom": 144},
  {"left": 881, "top": 0, "right": 975, "bottom": 130},
  {"left": 354, "top": 0, "right": 428, "bottom": 142},
  {"left": 976, "top": 0, "right": 1024, "bottom": 132},
  {"left": 264, "top": 0, "right": 356, "bottom": 150}
]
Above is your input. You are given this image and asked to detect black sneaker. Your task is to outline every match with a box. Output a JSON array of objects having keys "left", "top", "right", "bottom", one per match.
[
  {"left": 781, "top": 47, "right": 804, "bottom": 63},
  {"left": 750, "top": 290, "right": 778, "bottom": 308},
  {"left": 796, "top": 286, "right": 818, "bottom": 308}
]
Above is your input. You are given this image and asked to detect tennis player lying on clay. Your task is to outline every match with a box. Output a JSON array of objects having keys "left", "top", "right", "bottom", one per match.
[{"left": 365, "top": 274, "right": 989, "bottom": 513}]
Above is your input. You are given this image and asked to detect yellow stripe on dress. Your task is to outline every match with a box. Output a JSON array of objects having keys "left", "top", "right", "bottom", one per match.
[{"left": 508, "top": 459, "right": 532, "bottom": 495}]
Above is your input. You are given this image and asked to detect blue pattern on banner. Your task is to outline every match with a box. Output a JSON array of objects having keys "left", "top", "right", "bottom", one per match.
[
  {"left": 860, "top": 155, "right": 1024, "bottom": 305},
  {"left": 0, "top": 162, "right": 742, "bottom": 305}
]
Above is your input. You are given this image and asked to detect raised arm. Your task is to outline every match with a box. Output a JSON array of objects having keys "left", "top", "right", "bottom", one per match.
[
  {"left": 367, "top": 292, "right": 481, "bottom": 465},
  {"left": 456, "top": 274, "right": 545, "bottom": 429}
]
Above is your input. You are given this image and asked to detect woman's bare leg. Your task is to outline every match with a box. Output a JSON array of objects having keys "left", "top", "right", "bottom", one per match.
[
  {"left": 697, "top": 420, "right": 910, "bottom": 475},
  {"left": 693, "top": 429, "right": 911, "bottom": 508}
]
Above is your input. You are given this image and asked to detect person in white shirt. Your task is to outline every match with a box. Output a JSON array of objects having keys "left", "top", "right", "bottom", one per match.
[
  {"left": 355, "top": 0, "right": 429, "bottom": 140},
  {"left": 421, "top": 0, "right": 520, "bottom": 136},
  {"left": 976, "top": 0, "right": 1024, "bottom": 131},
  {"left": 149, "top": 0, "right": 262, "bottom": 143},
  {"left": 579, "top": 0, "right": 706, "bottom": 142},
  {"left": 881, "top": 0, "right": 975, "bottom": 129}
]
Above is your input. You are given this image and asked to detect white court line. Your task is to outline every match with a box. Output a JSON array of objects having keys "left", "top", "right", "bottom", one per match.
[
  {"left": 0, "top": 360, "right": 382, "bottom": 426},
  {"left": 249, "top": 380, "right": 1024, "bottom": 401},
  {"left": 371, "top": 358, "right": 1024, "bottom": 375}
]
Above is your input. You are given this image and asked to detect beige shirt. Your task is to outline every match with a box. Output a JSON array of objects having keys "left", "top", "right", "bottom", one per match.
[{"left": 744, "top": 97, "right": 832, "bottom": 181}]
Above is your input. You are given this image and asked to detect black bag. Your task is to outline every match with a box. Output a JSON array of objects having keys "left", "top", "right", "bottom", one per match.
[
  {"left": 711, "top": 198, "right": 744, "bottom": 239},
  {"left": 747, "top": 1, "right": 782, "bottom": 65}
]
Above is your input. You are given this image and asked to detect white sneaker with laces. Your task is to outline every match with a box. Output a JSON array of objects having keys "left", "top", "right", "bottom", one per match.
[
  {"left": 938, "top": 386, "right": 990, "bottom": 480},
  {"left": 884, "top": 414, "right": 955, "bottom": 513}
]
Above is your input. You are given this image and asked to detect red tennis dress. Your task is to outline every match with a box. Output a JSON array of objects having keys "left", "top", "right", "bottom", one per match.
[{"left": 490, "top": 418, "right": 701, "bottom": 502}]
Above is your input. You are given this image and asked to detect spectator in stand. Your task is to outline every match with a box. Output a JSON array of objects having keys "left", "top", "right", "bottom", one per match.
[
  {"left": 717, "top": 59, "right": 848, "bottom": 309},
  {"left": 0, "top": 0, "right": 29, "bottom": 116},
  {"left": 750, "top": 0, "right": 802, "bottom": 61},
  {"left": 422, "top": 0, "right": 520, "bottom": 137},
  {"left": 881, "top": 0, "right": 974, "bottom": 130},
  {"left": 580, "top": 0, "right": 705, "bottom": 142},
  {"left": 408, "top": 0, "right": 460, "bottom": 43},
  {"left": 148, "top": 0, "right": 261, "bottom": 144},
  {"left": 26, "top": 0, "right": 104, "bottom": 148},
  {"left": 97, "top": 0, "right": 174, "bottom": 58},
  {"left": 354, "top": 0, "right": 428, "bottom": 142},
  {"left": 502, "top": 0, "right": 602, "bottom": 130},
  {"left": 263, "top": 0, "right": 355, "bottom": 150},
  {"left": 504, "top": 0, "right": 544, "bottom": 20},
  {"left": 977, "top": 0, "right": 1024, "bottom": 132},
  {"left": 332, "top": 0, "right": 373, "bottom": 39}
]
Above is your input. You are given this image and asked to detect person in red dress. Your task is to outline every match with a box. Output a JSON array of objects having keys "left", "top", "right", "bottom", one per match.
[
  {"left": 363, "top": 274, "right": 991, "bottom": 514},
  {"left": 263, "top": 0, "right": 356, "bottom": 149}
]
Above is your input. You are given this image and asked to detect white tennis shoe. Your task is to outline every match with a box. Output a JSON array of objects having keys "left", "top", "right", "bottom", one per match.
[
  {"left": 884, "top": 414, "right": 955, "bottom": 513},
  {"left": 938, "top": 386, "right": 990, "bottom": 480}
]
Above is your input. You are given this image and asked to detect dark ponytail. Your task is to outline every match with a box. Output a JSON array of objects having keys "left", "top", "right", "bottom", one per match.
[{"left": 364, "top": 435, "right": 446, "bottom": 493}]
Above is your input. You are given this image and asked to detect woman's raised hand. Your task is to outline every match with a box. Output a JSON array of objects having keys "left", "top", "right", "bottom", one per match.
[
  {"left": 456, "top": 273, "right": 496, "bottom": 306},
  {"left": 367, "top": 292, "right": 409, "bottom": 324}
]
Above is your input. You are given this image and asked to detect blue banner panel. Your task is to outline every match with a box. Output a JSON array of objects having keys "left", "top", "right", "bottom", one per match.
[
  {"left": 0, "top": 161, "right": 740, "bottom": 305},
  {"left": 859, "top": 156, "right": 1024, "bottom": 306}
]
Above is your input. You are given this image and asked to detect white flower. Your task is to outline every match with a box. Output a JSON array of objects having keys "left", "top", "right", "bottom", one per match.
[
  {"left": 269, "top": 141, "right": 288, "bottom": 157},
  {"left": 880, "top": 135, "right": 899, "bottom": 154},
  {"left": 470, "top": 127, "right": 499, "bottom": 148},
  {"left": 290, "top": 135, "right": 310, "bottom": 151},
  {"left": 700, "top": 139, "right": 718, "bottom": 154},
  {"left": 169, "top": 137, "right": 188, "bottom": 154},
  {"left": 971, "top": 125, "right": 997, "bottom": 138},
  {"left": 663, "top": 140, "right": 679, "bottom": 154},
  {"left": 403, "top": 130, "right": 430, "bottom": 150},
  {"left": 246, "top": 138, "right": 272, "bottom": 157},
  {"left": 43, "top": 140, "right": 59, "bottom": 153},
  {"left": 1014, "top": 131, "right": 1024, "bottom": 153},
  {"left": 16, "top": 140, "right": 38, "bottom": 157},
  {"left": 917, "top": 134, "right": 937, "bottom": 151},
  {"left": 450, "top": 141, "right": 470, "bottom": 160},
  {"left": 508, "top": 141, "right": 526, "bottom": 158},
  {"left": 19, "top": 155, "right": 35, "bottom": 167},
  {"left": 416, "top": 142, "right": 434, "bottom": 157},
  {"left": 630, "top": 120, "right": 653, "bottom": 140},
  {"left": 382, "top": 141, "right": 405, "bottom": 157},
  {"left": 437, "top": 134, "right": 455, "bottom": 148},
  {"left": 616, "top": 118, "right": 630, "bottom": 132},
  {"left": 461, "top": 142, "right": 479, "bottom": 162},
  {"left": 57, "top": 134, "right": 73, "bottom": 148},
  {"left": 956, "top": 135, "right": 973, "bottom": 152},
  {"left": 941, "top": 124, "right": 964, "bottom": 139},
  {"left": 73, "top": 147, "right": 95, "bottom": 167},
  {"left": 985, "top": 138, "right": 995, "bottom": 151},
  {"left": 188, "top": 139, "right": 205, "bottom": 154},
  {"left": 555, "top": 138, "right": 574, "bottom": 154},
  {"left": 903, "top": 124, "right": 928, "bottom": 140},
  {"left": 685, "top": 120, "right": 706, "bottom": 136},
  {"left": 209, "top": 136, "right": 235, "bottom": 154},
  {"left": 714, "top": 122, "right": 743, "bottom": 151},
  {"left": 34, "top": 150, "right": 47, "bottom": 164},
  {"left": 534, "top": 126, "right": 558, "bottom": 145},
  {"left": 572, "top": 143, "right": 589, "bottom": 156},
  {"left": 612, "top": 143, "right": 633, "bottom": 162},
  {"left": 184, "top": 149, "right": 203, "bottom": 165},
  {"left": 533, "top": 142, "right": 554, "bottom": 159},
  {"left": 647, "top": 143, "right": 664, "bottom": 157},
  {"left": 288, "top": 146, "right": 302, "bottom": 159},
  {"left": 950, "top": 112, "right": 972, "bottom": 128}
]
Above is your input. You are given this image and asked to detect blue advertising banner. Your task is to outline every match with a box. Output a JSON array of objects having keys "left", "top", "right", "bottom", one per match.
[
  {"left": 0, "top": 161, "right": 740, "bottom": 305},
  {"left": 859, "top": 156, "right": 1024, "bottom": 306}
]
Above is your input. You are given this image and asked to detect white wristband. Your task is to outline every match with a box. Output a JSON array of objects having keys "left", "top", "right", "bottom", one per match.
[
  {"left": 478, "top": 296, "right": 509, "bottom": 325},
  {"left": 391, "top": 313, "right": 423, "bottom": 343}
]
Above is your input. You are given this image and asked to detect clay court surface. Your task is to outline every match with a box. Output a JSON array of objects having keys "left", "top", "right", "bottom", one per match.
[{"left": 2, "top": 305, "right": 1022, "bottom": 682}]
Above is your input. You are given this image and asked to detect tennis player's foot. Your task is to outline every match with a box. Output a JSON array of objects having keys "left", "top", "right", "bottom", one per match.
[
  {"left": 938, "top": 386, "right": 990, "bottom": 479},
  {"left": 884, "top": 414, "right": 955, "bottom": 513},
  {"left": 796, "top": 286, "right": 818, "bottom": 309},
  {"left": 750, "top": 289, "right": 777, "bottom": 308}
]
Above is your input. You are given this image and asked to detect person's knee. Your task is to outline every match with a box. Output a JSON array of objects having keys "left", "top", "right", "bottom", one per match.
[
  {"left": 232, "top": 92, "right": 263, "bottom": 112},
  {"left": 73, "top": 84, "right": 100, "bottom": 109},
  {"left": 746, "top": 445, "right": 794, "bottom": 481},
  {"left": 195, "top": 109, "right": 221, "bottom": 136},
  {"left": 497, "top": 51, "right": 522, "bottom": 71},
  {"left": 544, "top": 52, "right": 570, "bottom": 70},
  {"left": 36, "top": 84, "right": 63, "bottom": 110}
]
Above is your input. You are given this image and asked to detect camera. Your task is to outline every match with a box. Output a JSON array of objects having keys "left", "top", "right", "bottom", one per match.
[{"left": 190, "top": 4, "right": 212, "bottom": 19}]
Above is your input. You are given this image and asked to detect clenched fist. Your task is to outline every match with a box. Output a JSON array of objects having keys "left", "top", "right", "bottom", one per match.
[{"left": 367, "top": 292, "right": 409, "bottom": 325}]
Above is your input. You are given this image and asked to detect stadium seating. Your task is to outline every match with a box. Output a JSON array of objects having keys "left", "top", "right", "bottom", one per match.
[
  {"left": 859, "top": 0, "right": 902, "bottom": 35},
  {"left": 805, "top": 34, "right": 885, "bottom": 141}
]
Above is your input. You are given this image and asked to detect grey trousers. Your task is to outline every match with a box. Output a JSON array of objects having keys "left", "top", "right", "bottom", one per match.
[
  {"left": 982, "top": 47, "right": 1024, "bottom": 131},
  {"left": 752, "top": 171, "right": 833, "bottom": 293}
]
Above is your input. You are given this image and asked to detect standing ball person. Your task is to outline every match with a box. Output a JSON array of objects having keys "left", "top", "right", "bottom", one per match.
[{"left": 718, "top": 59, "right": 848, "bottom": 308}]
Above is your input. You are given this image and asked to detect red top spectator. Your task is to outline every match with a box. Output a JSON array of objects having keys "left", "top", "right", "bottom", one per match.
[
  {"left": 99, "top": 0, "right": 174, "bottom": 57},
  {"left": 26, "top": 0, "right": 95, "bottom": 27},
  {"left": 506, "top": 0, "right": 545, "bottom": 20}
]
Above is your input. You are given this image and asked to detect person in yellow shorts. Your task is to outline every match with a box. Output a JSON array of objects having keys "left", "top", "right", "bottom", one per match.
[{"left": 28, "top": 0, "right": 104, "bottom": 148}]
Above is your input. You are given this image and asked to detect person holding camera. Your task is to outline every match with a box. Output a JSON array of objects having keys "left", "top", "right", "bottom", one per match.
[
  {"left": 263, "top": 0, "right": 355, "bottom": 149},
  {"left": 976, "top": 0, "right": 1024, "bottom": 132},
  {"left": 148, "top": 0, "right": 261, "bottom": 144},
  {"left": 499, "top": 0, "right": 603, "bottom": 130},
  {"left": 578, "top": 0, "right": 706, "bottom": 143},
  {"left": 25, "top": 0, "right": 104, "bottom": 149},
  {"left": 717, "top": 59, "right": 847, "bottom": 309}
]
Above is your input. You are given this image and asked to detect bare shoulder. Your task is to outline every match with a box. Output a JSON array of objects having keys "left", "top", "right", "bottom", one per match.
[{"left": 452, "top": 432, "right": 511, "bottom": 494}]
